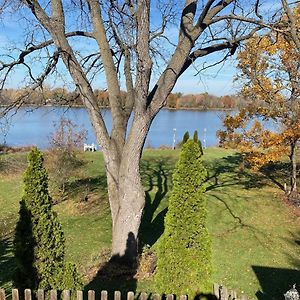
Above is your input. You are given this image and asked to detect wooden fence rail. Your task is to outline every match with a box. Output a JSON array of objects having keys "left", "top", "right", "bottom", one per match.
[{"left": 0, "top": 285, "right": 247, "bottom": 300}]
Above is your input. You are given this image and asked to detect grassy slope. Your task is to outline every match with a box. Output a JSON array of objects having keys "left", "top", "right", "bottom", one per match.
[{"left": 0, "top": 148, "right": 299, "bottom": 299}]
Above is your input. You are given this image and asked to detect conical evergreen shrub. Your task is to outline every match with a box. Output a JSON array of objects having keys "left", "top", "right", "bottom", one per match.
[
  {"left": 193, "top": 130, "right": 203, "bottom": 155},
  {"left": 182, "top": 131, "right": 190, "bottom": 144},
  {"left": 155, "top": 140, "right": 211, "bottom": 297},
  {"left": 13, "top": 148, "right": 82, "bottom": 292}
]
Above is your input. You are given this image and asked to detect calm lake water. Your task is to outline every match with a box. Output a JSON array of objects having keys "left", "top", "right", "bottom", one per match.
[{"left": 1, "top": 107, "right": 230, "bottom": 149}]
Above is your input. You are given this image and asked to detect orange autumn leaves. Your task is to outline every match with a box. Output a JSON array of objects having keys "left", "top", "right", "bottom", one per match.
[{"left": 218, "top": 4, "right": 300, "bottom": 171}]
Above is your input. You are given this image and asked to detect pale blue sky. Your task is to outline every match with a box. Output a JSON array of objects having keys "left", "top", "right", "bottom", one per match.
[{"left": 0, "top": 0, "right": 283, "bottom": 96}]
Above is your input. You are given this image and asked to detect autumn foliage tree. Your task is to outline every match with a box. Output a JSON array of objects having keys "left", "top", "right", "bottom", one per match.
[{"left": 218, "top": 4, "right": 300, "bottom": 192}]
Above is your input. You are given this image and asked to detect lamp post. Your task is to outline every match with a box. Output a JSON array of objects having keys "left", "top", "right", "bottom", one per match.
[
  {"left": 203, "top": 127, "right": 207, "bottom": 149},
  {"left": 172, "top": 128, "right": 176, "bottom": 149}
]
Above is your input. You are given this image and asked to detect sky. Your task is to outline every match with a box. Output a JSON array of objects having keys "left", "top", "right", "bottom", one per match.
[{"left": 0, "top": 0, "right": 282, "bottom": 97}]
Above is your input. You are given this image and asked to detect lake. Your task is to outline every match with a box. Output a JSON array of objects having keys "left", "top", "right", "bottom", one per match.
[{"left": 0, "top": 107, "right": 230, "bottom": 149}]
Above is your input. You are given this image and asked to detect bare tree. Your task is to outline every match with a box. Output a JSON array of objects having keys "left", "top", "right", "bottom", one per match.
[{"left": 0, "top": 0, "right": 288, "bottom": 264}]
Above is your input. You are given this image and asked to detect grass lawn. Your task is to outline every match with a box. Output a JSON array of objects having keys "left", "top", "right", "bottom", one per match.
[{"left": 0, "top": 148, "right": 299, "bottom": 300}]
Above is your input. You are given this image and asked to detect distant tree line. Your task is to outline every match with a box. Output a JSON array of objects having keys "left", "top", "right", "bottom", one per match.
[
  {"left": 0, "top": 88, "right": 246, "bottom": 110},
  {"left": 166, "top": 92, "right": 245, "bottom": 110}
]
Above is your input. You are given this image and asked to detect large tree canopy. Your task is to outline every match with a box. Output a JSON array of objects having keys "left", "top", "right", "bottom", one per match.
[{"left": 0, "top": 0, "right": 289, "bottom": 263}]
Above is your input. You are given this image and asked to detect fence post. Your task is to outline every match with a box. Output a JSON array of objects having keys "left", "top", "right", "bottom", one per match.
[
  {"left": 12, "top": 289, "right": 19, "bottom": 300},
  {"left": 25, "top": 289, "right": 32, "bottom": 300},
  {"left": 166, "top": 294, "right": 174, "bottom": 300},
  {"left": 232, "top": 290, "right": 237, "bottom": 300},
  {"left": 0, "top": 289, "right": 5, "bottom": 300},
  {"left": 77, "top": 291, "right": 83, "bottom": 300},
  {"left": 63, "top": 290, "right": 70, "bottom": 300},
  {"left": 101, "top": 290, "right": 108, "bottom": 300},
  {"left": 50, "top": 289, "right": 57, "bottom": 300},
  {"left": 219, "top": 285, "right": 228, "bottom": 300},
  {"left": 114, "top": 291, "right": 121, "bottom": 300},
  {"left": 88, "top": 290, "right": 95, "bottom": 300},
  {"left": 179, "top": 295, "right": 187, "bottom": 300},
  {"left": 152, "top": 294, "right": 161, "bottom": 300},
  {"left": 240, "top": 294, "right": 247, "bottom": 300},
  {"left": 37, "top": 289, "right": 44, "bottom": 300},
  {"left": 228, "top": 290, "right": 233, "bottom": 300},
  {"left": 127, "top": 292, "right": 134, "bottom": 300},
  {"left": 213, "top": 284, "right": 220, "bottom": 299},
  {"left": 140, "top": 292, "right": 147, "bottom": 300}
]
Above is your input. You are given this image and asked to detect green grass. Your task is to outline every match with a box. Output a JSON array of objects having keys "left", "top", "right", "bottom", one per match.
[{"left": 0, "top": 148, "right": 299, "bottom": 300}]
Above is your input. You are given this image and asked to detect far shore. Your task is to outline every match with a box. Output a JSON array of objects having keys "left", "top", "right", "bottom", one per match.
[{"left": 0, "top": 103, "right": 235, "bottom": 112}]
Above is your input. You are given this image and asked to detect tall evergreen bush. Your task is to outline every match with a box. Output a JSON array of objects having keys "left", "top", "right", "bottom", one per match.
[
  {"left": 155, "top": 140, "right": 211, "bottom": 297},
  {"left": 193, "top": 130, "right": 203, "bottom": 155},
  {"left": 182, "top": 131, "right": 190, "bottom": 144},
  {"left": 13, "top": 148, "right": 82, "bottom": 291}
]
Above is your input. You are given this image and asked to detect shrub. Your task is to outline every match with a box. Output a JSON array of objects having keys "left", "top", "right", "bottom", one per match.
[
  {"left": 176, "top": 131, "right": 190, "bottom": 148},
  {"left": 193, "top": 130, "right": 203, "bottom": 155},
  {"left": 58, "top": 262, "right": 83, "bottom": 291},
  {"left": 47, "top": 117, "right": 86, "bottom": 196},
  {"left": 182, "top": 131, "right": 190, "bottom": 144},
  {"left": 155, "top": 140, "right": 212, "bottom": 297},
  {"left": 13, "top": 148, "right": 82, "bottom": 291}
]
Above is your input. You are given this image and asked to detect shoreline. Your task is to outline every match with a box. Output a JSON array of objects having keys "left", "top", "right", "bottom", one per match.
[{"left": 0, "top": 104, "right": 235, "bottom": 112}]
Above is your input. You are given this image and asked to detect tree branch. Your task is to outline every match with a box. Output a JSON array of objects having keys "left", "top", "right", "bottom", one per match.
[
  {"left": 88, "top": 0, "right": 126, "bottom": 154},
  {"left": 135, "top": 0, "right": 152, "bottom": 111},
  {"left": 209, "top": 14, "right": 286, "bottom": 33},
  {"left": 0, "top": 31, "right": 94, "bottom": 74},
  {"left": 196, "top": 0, "right": 217, "bottom": 28},
  {"left": 281, "top": 0, "right": 300, "bottom": 52},
  {"left": 22, "top": 0, "right": 53, "bottom": 31}
]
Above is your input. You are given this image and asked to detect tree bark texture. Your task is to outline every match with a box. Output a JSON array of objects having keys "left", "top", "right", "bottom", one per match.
[{"left": 104, "top": 116, "right": 153, "bottom": 263}]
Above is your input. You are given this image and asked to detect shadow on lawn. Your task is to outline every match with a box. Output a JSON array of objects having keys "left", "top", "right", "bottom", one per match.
[
  {"left": 65, "top": 174, "right": 107, "bottom": 201},
  {"left": 205, "top": 153, "right": 292, "bottom": 192},
  {"left": 253, "top": 265, "right": 300, "bottom": 300},
  {"left": 139, "top": 158, "right": 175, "bottom": 247},
  {"left": 205, "top": 154, "right": 263, "bottom": 191},
  {"left": 253, "top": 231, "right": 300, "bottom": 300},
  {"left": 85, "top": 232, "right": 138, "bottom": 298},
  {"left": 0, "top": 237, "right": 16, "bottom": 292}
]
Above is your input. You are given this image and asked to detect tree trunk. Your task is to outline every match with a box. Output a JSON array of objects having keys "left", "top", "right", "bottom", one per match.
[
  {"left": 106, "top": 161, "right": 145, "bottom": 265},
  {"left": 102, "top": 115, "right": 151, "bottom": 264},
  {"left": 289, "top": 142, "right": 297, "bottom": 192}
]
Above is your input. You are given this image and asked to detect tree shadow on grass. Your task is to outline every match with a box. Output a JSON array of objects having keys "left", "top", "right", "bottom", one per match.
[
  {"left": 252, "top": 231, "right": 300, "bottom": 300},
  {"left": 0, "top": 237, "right": 16, "bottom": 293},
  {"left": 64, "top": 175, "right": 107, "bottom": 201},
  {"left": 260, "top": 161, "right": 291, "bottom": 191},
  {"left": 252, "top": 266, "right": 300, "bottom": 300},
  {"left": 205, "top": 153, "right": 288, "bottom": 192},
  {"left": 139, "top": 158, "right": 175, "bottom": 247},
  {"left": 85, "top": 232, "right": 138, "bottom": 299}
]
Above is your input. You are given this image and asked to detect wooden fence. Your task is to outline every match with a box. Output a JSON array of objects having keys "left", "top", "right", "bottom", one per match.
[
  {"left": 0, "top": 285, "right": 248, "bottom": 300},
  {"left": 213, "top": 284, "right": 248, "bottom": 300}
]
